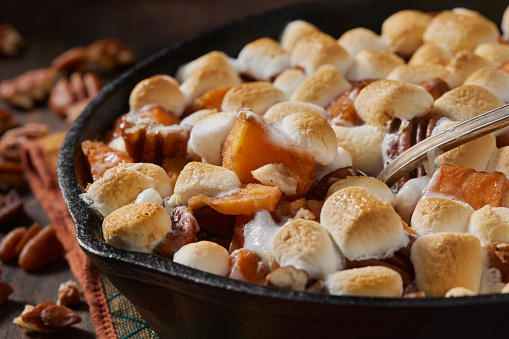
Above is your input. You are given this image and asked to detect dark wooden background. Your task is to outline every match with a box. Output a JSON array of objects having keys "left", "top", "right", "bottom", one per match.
[{"left": 0, "top": 1, "right": 318, "bottom": 337}]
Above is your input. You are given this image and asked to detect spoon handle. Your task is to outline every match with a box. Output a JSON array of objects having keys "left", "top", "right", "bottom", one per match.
[{"left": 377, "top": 103, "right": 509, "bottom": 188}]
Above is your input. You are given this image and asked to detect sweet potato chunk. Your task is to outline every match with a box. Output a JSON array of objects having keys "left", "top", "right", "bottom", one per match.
[
  {"left": 425, "top": 164, "right": 509, "bottom": 210},
  {"left": 81, "top": 140, "right": 134, "bottom": 181},
  {"left": 193, "top": 85, "right": 235, "bottom": 111},
  {"left": 228, "top": 248, "right": 271, "bottom": 285},
  {"left": 222, "top": 111, "right": 315, "bottom": 196},
  {"left": 139, "top": 106, "right": 181, "bottom": 126},
  {"left": 188, "top": 183, "right": 282, "bottom": 215}
]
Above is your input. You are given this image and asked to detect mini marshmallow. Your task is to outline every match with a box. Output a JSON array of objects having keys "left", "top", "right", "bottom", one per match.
[
  {"left": 432, "top": 121, "right": 497, "bottom": 172},
  {"left": 487, "top": 146, "right": 509, "bottom": 177},
  {"left": 272, "top": 68, "right": 307, "bottom": 98},
  {"left": 85, "top": 163, "right": 172, "bottom": 217},
  {"left": 410, "top": 233, "right": 482, "bottom": 297},
  {"left": 326, "top": 266, "right": 403, "bottom": 297},
  {"left": 180, "top": 109, "right": 218, "bottom": 127},
  {"left": 173, "top": 241, "right": 231, "bottom": 276},
  {"left": 445, "top": 287, "right": 476, "bottom": 297},
  {"left": 387, "top": 64, "right": 460, "bottom": 88},
  {"left": 503, "top": 6, "right": 509, "bottom": 39},
  {"left": 354, "top": 79, "right": 434, "bottom": 129},
  {"left": 411, "top": 198, "right": 474, "bottom": 236},
  {"left": 135, "top": 188, "right": 163, "bottom": 205},
  {"left": 188, "top": 111, "right": 237, "bottom": 165},
  {"left": 178, "top": 51, "right": 241, "bottom": 104},
  {"left": 320, "top": 186, "right": 409, "bottom": 261},
  {"left": 290, "top": 31, "right": 352, "bottom": 75},
  {"left": 272, "top": 219, "right": 341, "bottom": 280},
  {"left": 408, "top": 43, "right": 453, "bottom": 66},
  {"left": 394, "top": 175, "right": 432, "bottom": 224},
  {"left": 169, "top": 162, "right": 241, "bottom": 206},
  {"left": 315, "top": 147, "right": 353, "bottom": 182},
  {"left": 264, "top": 101, "right": 326, "bottom": 122},
  {"left": 290, "top": 64, "right": 351, "bottom": 107},
  {"left": 280, "top": 20, "right": 320, "bottom": 52},
  {"left": 326, "top": 176, "right": 395, "bottom": 206},
  {"left": 469, "top": 205, "right": 509, "bottom": 244},
  {"left": 423, "top": 9, "right": 499, "bottom": 53},
  {"left": 338, "top": 27, "right": 390, "bottom": 57},
  {"left": 236, "top": 37, "right": 290, "bottom": 81},
  {"left": 221, "top": 82, "right": 286, "bottom": 115},
  {"left": 251, "top": 163, "right": 297, "bottom": 196},
  {"left": 129, "top": 75, "right": 186, "bottom": 117},
  {"left": 474, "top": 43, "right": 509, "bottom": 66},
  {"left": 445, "top": 50, "right": 494, "bottom": 85},
  {"left": 102, "top": 202, "right": 170, "bottom": 253},
  {"left": 381, "top": 9, "right": 432, "bottom": 57},
  {"left": 278, "top": 112, "right": 338, "bottom": 166},
  {"left": 430, "top": 84, "right": 505, "bottom": 121},
  {"left": 347, "top": 49, "right": 405, "bottom": 81},
  {"left": 464, "top": 67, "right": 509, "bottom": 102},
  {"left": 332, "top": 124, "right": 384, "bottom": 176}
]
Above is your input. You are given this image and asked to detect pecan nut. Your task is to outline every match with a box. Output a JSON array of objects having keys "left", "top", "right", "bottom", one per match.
[
  {"left": 57, "top": 280, "right": 82, "bottom": 307},
  {"left": 0, "top": 226, "right": 26, "bottom": 262},
  {"left": 0, "top": 23, "right": 24, "bottom": 56},
  {"left": 18, "top": 225, "right": 64, "bottom": 271},
  {"left": 14, "top": 302, "right": 81, "bottom": 333},
  {"left": 0, "top": 281, "right": 13, "bottom": 306},
  {"left": 0, "top": 123, "right": 50, "bottom": 161},
  {"left": 0, "top": 161, "right": 25, "bottom": 192},
  {"left": 0, "top": 68, "right": 59, "bottom": 109}
]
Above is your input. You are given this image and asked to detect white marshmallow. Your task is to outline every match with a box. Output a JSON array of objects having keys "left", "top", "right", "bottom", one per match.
[
  {"left": 469, "top": 205, "right": 509, "bottom": 244},
  {"left": 264, "top": 101, "right": 326, "bottom": 122},
  {"left": 173, "top": 241, "right": 231, "bottom": 276},
  {"left": 338, "top": 27, "right": 389, "bottom": 57},
  {"left": 236, "top": 37, "right": 290, "bottom": 81},
  {"left": 272, "top": 68, "right": 307, "bottom": 98}
]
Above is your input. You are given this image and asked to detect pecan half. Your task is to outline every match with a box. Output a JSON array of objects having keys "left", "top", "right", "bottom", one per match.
[
  {"left": 57, "top": 280, "right": 82, "bottom": 307},
  {"left": 52, "top": 38, "right": 135, "bottom": 74},
  {"left": 0, "top": 226, "right": 26, "bottom": 262},
  {"left": 0, "top": 68, "right": 59, "bottom": 109},
  {"left": 326, "top": 79, "right": 375, "bottom": 127},
  {"left": 305, "top": 166, "right": 361, "bottom": 201},
  {"left": 0, "top": 281, "right": 13, "bottom": 306},
  {"left": 18, "top": 225, "right": 64, "bottom": 271},
  {"left": 0, "top": 189, "right": 24, "bottom": 224},
  {"left": 48, "top": 72, "right": 103, "bottom": 120},
  {"left": 14, "top": 302, "right": 81, "bottom": 333},
  {"left": 14, "top": 222, "right": 41, "bottom": 256},
  {"left": 0, "top": 23, "right": 24, "bottom": 56},
  {"left": 0, "top": 123, "right": 50, "bottom": 161}
]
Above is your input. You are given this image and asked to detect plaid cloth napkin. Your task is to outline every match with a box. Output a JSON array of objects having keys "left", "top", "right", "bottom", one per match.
[{"left": 20, "top": 132, "right": 158, "bottom": 339}]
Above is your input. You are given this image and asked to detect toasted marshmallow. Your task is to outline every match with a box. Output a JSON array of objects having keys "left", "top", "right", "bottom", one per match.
[
  {"left": 464, "top": 67, "right": 509, "bottom": 102},
  {"left": 236, "top": 37, "right": 290, "bottom": 81},
  {"left": 315, "top": 147, "right": 353, "bottom": 181},
  {"left": 338, "top": 27, "right": 390, "bottom": 57},
  {"left": 85, "top": 163, "right": 171, "bottom": 217},
  {"left": 173, "top": 241, "right": 231, "bottom": 276},
  {"left": 264, "top": 101, "right": 326, "bottom": 122},
  {"left": 102, "top": 202, "right": 170, "bottom": 253},
  {"left": 180, "top": 109, "right": 218, "bottom": 127},
  {"left": 129, "top": 75, "right": 186, "bottom": 117},
  {"left": 272, "top": 68, "right": 307, "bottom": 98},
  {"left": 280, "top": 20, "right": 320, "bottom": 52},
  {"left": 381, "top": 10, "right": 432, "bottom": 57},
  {"left": 474, "top": 43, "right": 509, "bottom": 66},
  {"left": 446, "top": 50, "right": 494, "bottom": 85},
  {"left": 430, "top": 84, "right": 505, "bottom": 121},
  {"left": 178, "top": 51, "right": 241, "bottom": 104},
  {"left": 169, "top": 162, "right": 241, "bottom": 206},
  {"left": 326, "top": 266, "right": 403, "bottom": 297},
  {"left": 354, "top": 79, "right": 433, "bottom": 129},
  {"left": 394, "top": 175, "right": 432, "bottom": 224},
  {"left": 410, "top": 233, "right": 482, "bottom": 297},
  {"left": 487, "top": 146, "right": 509, "bottom": 177},
  {"left": 503, "top": 6, "right": 509, "bottom": 39},
  {"left": 221, "top": 82, "right": 286, "bottom": 115},
  {"left": 290, "top": 31, "right": 352, "bottom": 75},
  {"left": 326, "top": 176, "right": 395, "bottom": 206},
  {"left": 347, "top": 49, "right": 405, "bottom": 81},
  {"left": 251, "top": 163, "right": 297, "bottom": 196},
  {"left": 387, "top": 64, "right": 460, "bottom": 88},
  {"left": 445, "top": 287, "right": 476, "bottom": 297},
  {"left": 423, "top": 9, "right": 499, "bottom": 53},
  {"left": 273, "top": 219, "right": 341, "bottom": 279},
  {"left": 411, "top": 198, "right": 474, "bottom": 236},
  {"left": 290, "top": 64, "right": 351, "bottom": 107},
  {"left": 408, "top": 43, "right": 453, "bottom": 66},
  {"left": 320, "top": 187, "right": 409, "bottom": 261},
  {"left": 332, "top": 124, "right": 384, "bottom": 176},
  {"left": 432, "top": 121, "right": 497, "bottom": 172},
  {"left": 135, "top": 188, "right": 164, "bottom": 205},
  {"left": 278, "top": 112, "right": 337, "bottom": 165},
  {"left": 468, "top": 205, "right": 509, "bottom": 244},
  {"left": 188, "top": 112, "right": 237, "bottom": 165}
]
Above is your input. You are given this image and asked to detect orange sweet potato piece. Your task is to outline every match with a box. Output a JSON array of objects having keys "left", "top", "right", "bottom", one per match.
[
  {"left": 228, "top": 248, "right": 271, "bottom": 285},
  {"left": 139, "top": 106, "right": 181, "bottom": 126},
  {"left": 81, "top": 140, "right": 134, "bottom": 181},
  {"left": 193, "top": 85, "right": 235, "bottom": 111},
  {"left": 426, "top": 164, "right": 509, "bottom": 210},
  {"left": 188, "top": 183, "right": 282, "bottom": 216},
  {"left": 222, "top": 111, "right": 315, "bottom": 196}
]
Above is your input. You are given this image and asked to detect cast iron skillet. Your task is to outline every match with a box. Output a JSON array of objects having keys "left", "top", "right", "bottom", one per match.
[{"left": 58, "top": 0, "right": 509, "bottom": 337}]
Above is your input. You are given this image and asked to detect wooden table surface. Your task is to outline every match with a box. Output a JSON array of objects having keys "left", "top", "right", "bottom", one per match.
[{"left": 0, "top": 0, "right": 318, "bottom": 337}]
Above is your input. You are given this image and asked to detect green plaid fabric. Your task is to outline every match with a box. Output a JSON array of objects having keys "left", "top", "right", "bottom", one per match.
[{"left": 102, "top": 275, "right": 159, "bottom": 339}]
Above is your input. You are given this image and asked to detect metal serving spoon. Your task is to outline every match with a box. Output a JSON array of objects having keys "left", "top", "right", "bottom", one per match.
[{"left": 377, "top": 103, "right": 509, "bottom": 188}]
